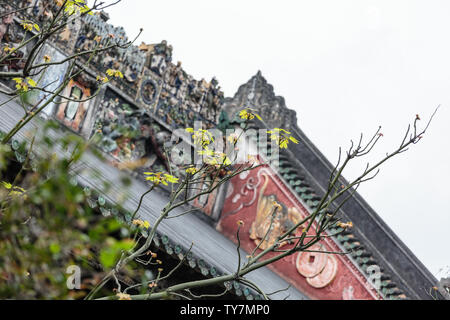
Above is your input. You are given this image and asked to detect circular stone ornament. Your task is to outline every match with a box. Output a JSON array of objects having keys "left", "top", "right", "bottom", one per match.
[
  {"left": 306, "top": 255, "right": 338, "bottom": 289},
  {"left": 296, "top": 244, "right": 328, "bottom": 278},
  {"left": 140, "top": 78, "right": 158, "bottom": 105}
]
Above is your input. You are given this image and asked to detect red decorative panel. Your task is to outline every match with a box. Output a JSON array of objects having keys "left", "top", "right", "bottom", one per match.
[
  {"left": 217, "top": 165, "right": 381, "bottom": 300},
  {"left": 55, "top": 80, "right": 91, "bottom": 132}
]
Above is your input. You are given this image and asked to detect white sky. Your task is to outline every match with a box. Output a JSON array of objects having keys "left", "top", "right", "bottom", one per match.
[{"left": 104, "top": 0, "right": 450, "bottom": 277}]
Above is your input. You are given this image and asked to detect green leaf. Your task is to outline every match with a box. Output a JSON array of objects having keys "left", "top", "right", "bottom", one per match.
[
  {"left": 1, "top": 181, "right": 12, "bottom": 190},
  {"left": 49, "top": 243, "right": 61, "bottom": 254},
  {"left": 112, "top": 239, "right": 135, "bottom": 251},
  {"left": 99, "top": 239, "right": 134, "bottom": 268},
  {"left": 99, "top": 248, "right": 117, "bottom": 268},
  {"left": 27, "top": 78, "right": 37, "bottom": 87}
]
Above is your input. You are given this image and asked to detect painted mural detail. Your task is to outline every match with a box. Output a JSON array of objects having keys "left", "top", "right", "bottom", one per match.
[
  {"left": 249, "top": 172, "right": 303, "bottom": 250},
  {"left": 221, "top": 173, "right": 261, "bottom": 218},
  {"left": 249, "top": 172, "right": 337, "bottom": 287},
  {"left": 218, "top": 166, "right": 380, "bottom": 300}
]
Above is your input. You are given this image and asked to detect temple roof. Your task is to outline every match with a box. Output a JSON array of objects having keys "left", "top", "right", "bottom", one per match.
[{"left": 0, "top": 1, "right": 442, "bottom": 299}]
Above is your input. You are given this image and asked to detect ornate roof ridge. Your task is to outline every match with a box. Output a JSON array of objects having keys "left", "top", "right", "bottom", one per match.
[{"left": 222, "top": 71, "right": 299, "bottom": 130}]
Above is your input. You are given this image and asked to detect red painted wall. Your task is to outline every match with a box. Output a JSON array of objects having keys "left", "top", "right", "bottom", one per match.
[{"left": 217, "top": 165, "right": 380, "bottom": 300}]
